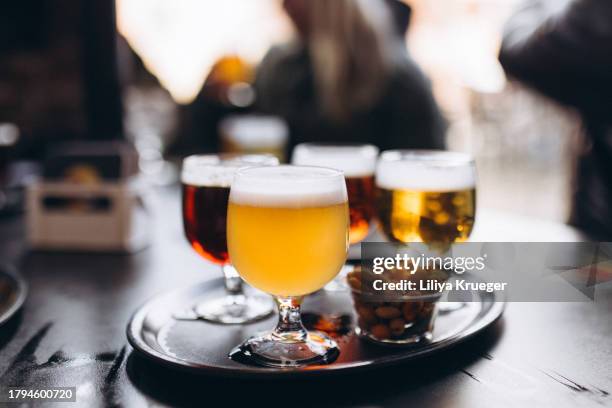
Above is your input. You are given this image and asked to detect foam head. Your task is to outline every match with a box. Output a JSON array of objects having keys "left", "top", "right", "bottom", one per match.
[
  {"left": 220, "top": 115, "right": 288, "bottom": 148},
  {"left": 292, "top": 143, "right": 379, "bottom": 177},
  {"left": 181, "top": 154, "right": 278, "bottom": 187},
  {"left": 230, "top": 165, "right": 348, "bottom": 207},
  {"left": 376, "top": 150, "right": 476, "bottom": 192}
]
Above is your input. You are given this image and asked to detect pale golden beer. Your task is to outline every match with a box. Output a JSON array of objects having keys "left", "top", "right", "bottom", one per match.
[
  {"left": 228, "top": 202, "right": 348, "bottom": 296},
  {"left": 227, "top": 166, "right": 349, "bottom": 297},
  {"left": 292, "top": 143, "right": 378, "bottom": 245},
  {"left": 376, "top": 151, "right": 476, "bottom": 244},
  {"left": 377, "top": 188, "right": 476, "bottom": 243}
]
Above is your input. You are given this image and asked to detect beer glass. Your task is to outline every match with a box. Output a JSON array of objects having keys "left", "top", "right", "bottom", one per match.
[
  {"left": 220, "top": 115, "right": 289, "bottom": 162},
  {"left": 181, "top": 154, "right": 277, "bottom": 324},
  {"left": 292, "top": 143, "right": 378, "bottom": 244},
  {"left": 376, "top": 150, "right": 476, "bottom": 314},
  {"left": 376, "top": 150, "right": 476, "bottom": 244},
  {"left": 227, "top": 165, "right": 349, "bottom": 367}
]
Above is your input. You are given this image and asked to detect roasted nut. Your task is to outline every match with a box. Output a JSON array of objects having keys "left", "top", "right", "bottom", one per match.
[
  {"left": 402, "top": 302, "right": 417, "bottom": 321},
  {"left": 370, "top": 324, "right": 391, "bottom": 339},
  {"left": 389, "top": 318, "right": 406, "bottom": 336},
  {"left": 418, "top": 302, "right": 435, "bottom": 319},
  {"left": 395, "top": 269, "right": 413, "bottom": 280},
  {"left": 375, "top": 306, "right": 401, "bottom": 320},
  {"left": 357, "top": 305, "right": 377, "bottom": 324}
]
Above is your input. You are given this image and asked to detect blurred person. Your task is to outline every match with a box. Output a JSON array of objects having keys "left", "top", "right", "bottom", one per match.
[
  {"left": 254, "top": 0, "right": 446, "bottom": 151},
  {"left": 499, "top": 0, "right": 612, "bottom": 239}
]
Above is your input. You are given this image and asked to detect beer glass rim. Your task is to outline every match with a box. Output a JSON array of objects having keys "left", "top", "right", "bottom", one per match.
[
  {"left": 219, "top": 115, "right": 289, "bottom": 148},
  {"left": 294, "top": 142, "right": 379, "bottom": 155},
  {"left": 182, "top": 153, "right": 279, "bottom": 186},
  {"left": 380, "top": 150, "right": 474, "bottom": 167},
  {"left": 182, "top": 153, "right": 278, "bottom": 168},
  {"left": 292, "top": 144, "right": 379, "bottom": 177},
  {"left": 235, "top": 164, "right": 344, "bottom": 180}
]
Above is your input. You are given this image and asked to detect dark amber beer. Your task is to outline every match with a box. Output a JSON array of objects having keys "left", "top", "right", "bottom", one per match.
[
  {"left": 181, "top": 154, "right": 278, "bottom": 264},
  {"left": 292, "top": 143, "right": 379, "bottom": 244},
  {"left": 180, "top": 153, "right": 278, "bottom": 324},
  {"left": 182, "top": 185, "right": 230, "bottom": 264},
  {"left": 345, "top": 175, "right": 376, "bottom": 243}
]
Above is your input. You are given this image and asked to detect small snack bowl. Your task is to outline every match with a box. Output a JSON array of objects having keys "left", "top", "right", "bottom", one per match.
[{"left": 347, "top": 267, "right": 445, "bottom": 345}]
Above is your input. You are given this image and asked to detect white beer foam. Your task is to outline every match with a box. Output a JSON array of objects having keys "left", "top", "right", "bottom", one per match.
[
  {"left": 292, "top": 145, "right": 379, "bottom": 177},
  {"left": 230, "top": 166, "right": 347, "bottom": 207},
  {"left": 376, "top": 152, "right": 476, "bottom": 192},
  {"left": 220, "top": 115, "right": 288, "bottom": 148},
  {"left": 182, "top": 163, "right": 241, "bottom": 187},
  {"left": 181, "top": 155, "right": 278, "bottom": 187}
]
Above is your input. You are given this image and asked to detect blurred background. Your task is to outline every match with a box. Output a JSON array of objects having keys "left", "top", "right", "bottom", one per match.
[
  {"left": 0, "top": 0, "right": 582, "bottom": 226},
  {"left": 115, "top": 0, "right": 578, "bottom": 221}
]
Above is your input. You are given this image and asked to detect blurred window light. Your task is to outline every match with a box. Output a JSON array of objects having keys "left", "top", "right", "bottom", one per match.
[
  {"left": 116, "top": 0, "right": 292, "bottom": 104},
  {"left": 406, "top": 0, "right": 574, "bottom": 222},
  {"left": 406, "top": 0, "right": 522, "bottom": 98}
]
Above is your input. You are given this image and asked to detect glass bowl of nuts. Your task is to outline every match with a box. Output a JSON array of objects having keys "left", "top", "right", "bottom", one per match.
[{"left": 347, "top": 266, "right": 447, "bottom": 345}]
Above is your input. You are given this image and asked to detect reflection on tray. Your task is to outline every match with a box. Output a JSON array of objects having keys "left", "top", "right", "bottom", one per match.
[{"left": 302, "top": 312, "right": 353, "bottom": 338}]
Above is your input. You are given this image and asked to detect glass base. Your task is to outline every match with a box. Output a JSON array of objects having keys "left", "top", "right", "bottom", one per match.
[
  {"left": 229, "top": 330, "right": 340, "bottom": 368},
  {"left": 194, "top": 294, "right": 274, "bottom": 324}
]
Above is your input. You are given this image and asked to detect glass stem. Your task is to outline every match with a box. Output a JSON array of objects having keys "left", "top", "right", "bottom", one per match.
[
  {"left": 222, "top": 264, "right": 244, "bottom": 296},
  {"left": 272, "top": 297, "right": 307, "bottom": 343}
]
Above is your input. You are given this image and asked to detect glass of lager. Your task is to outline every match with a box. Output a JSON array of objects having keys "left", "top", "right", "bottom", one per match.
[
  {"left": 181, "top": 154, "right": 277, "bottom": 324},
  {"left": 375, "top": 150, "right": 476, "bottom": 244},
  {"left": 376, "top": 150, "right": 476, "bottom": 314},
  {"left": 227, "top": 165, "right": 349, "bottom": 367}
]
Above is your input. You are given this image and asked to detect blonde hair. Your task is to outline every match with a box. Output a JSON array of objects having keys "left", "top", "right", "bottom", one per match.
[{"left": 305, "top": 0, "right": 395, "bottom": 121}]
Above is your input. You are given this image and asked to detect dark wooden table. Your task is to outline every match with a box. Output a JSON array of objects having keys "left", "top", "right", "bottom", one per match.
[{"left": 0, "top": 186, "right": 610, "bottom": 408}]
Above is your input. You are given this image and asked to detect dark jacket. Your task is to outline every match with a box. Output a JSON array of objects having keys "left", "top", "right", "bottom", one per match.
[
  {"left": 254, "top": 43, "right": 446, "bottom": 152},
  {"left": 499, "top": 0, "right": 612, "bottom": 239}
]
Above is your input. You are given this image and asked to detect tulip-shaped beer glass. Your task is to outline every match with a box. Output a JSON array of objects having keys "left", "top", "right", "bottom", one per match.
[
  {"left": 227, "top": 165, "right": 349, "bottom": 367},
  {"left": 182, "top": 154, "right": 277, "bottom": 324}
]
